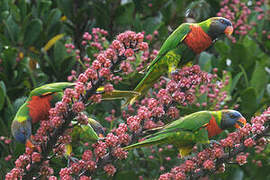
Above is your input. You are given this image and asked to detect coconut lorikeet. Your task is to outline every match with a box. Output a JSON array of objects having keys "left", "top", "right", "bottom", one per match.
[
  {"left": 125, "top": 17, "right": 233, "bottom": 105},
  {"left": 123, "top": 110, "right": 246, "bottom": 157}
]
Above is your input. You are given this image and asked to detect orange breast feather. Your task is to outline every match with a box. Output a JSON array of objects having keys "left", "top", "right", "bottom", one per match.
[
  {"left": 184, "top": 25, "right": 212, "bottom": 54},
  {"left": 206, "top": 116, "right": 223, "bottom": 138},
  {"left": 27, "top": 95, "right": 53, "bottom": 124}
]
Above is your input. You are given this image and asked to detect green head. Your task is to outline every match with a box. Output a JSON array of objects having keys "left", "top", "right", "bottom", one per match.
[
  {"left": 200, "top": 17, "right": 233, "bottom": 41},
  {"left": 220, "top": 110, "right": 246, "bottom": 130},
  {"left": 88, "top": 118, "right": 105, "bottom": 138}
]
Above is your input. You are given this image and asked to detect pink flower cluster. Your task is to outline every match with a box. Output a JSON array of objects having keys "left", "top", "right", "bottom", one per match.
[
  {"left": 158, "top": 107, "right": 270, "bottom": 179},
  {"left": 217, "top": 0, "right": 270, "bottom": 41},
  {"left": 123, "top": 65, "right": 231, "bottom": 138},
  {"left": 6, "top": 29, "right": 149, "bottom": 179}
]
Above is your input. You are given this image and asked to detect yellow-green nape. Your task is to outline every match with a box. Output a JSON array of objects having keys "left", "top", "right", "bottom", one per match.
[
  {"left": 179, "top": 146, "right": 193, "bottom": 157},
  {"left": 17, "top": 116, "right": 27, "bottom": 123},
  {"left": 216, "top": 110, "right": 222, "bottom": 121},
  {"left": 200, "top": 16, "right": 224, "bottom": 27},
  {"left": 208, "top": 16, "right": 225, "bottom": 20},
  {"left": 65, "top": 144, "right": 73, "bottom": 157}
]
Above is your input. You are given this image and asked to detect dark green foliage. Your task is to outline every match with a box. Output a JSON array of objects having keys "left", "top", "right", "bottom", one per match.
[{"left": 0, "top": 0, "right": 270, "bottom": 179}]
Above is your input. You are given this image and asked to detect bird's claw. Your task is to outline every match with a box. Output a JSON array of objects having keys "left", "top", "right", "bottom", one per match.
[
  {"left": 209, "top": 140, "right": 221, "bottom": 146},
  {"left": 171, "top": 70, "right": 179, "bottom": 76},
  {"left": 67, "top": 156, "right": 78, "bottom": 167}
]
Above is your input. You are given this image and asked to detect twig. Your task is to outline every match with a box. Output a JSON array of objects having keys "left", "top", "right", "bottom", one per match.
[{"left": 191, "top": 122, "right": 270, "bottom": 179}]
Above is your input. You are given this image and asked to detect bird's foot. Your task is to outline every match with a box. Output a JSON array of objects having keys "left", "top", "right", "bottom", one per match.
[
  {"left": 170, "top": 69, "right": 179, "bottom": 77},
  {"left": 209, "top": 140, "right": 221, "bottom": 147},
  {"left": 181, "top": 154, "right": 194, "bottom": 161},
  {"left": 67, "top": 156, "right": 79, "bottom": 167},
  {"left": 201, "top": 140, "right": 220, "bottom": 150}
]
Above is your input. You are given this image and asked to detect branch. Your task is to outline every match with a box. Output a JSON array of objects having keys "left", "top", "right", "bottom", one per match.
[{"left": 192, "top": 121, "right": 270, "bottom": 179}]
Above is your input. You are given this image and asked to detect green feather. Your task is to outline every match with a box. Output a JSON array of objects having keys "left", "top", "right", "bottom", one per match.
[
  {"left": 124, "top": 24, "right": 191, "bottom": 105},
  {"left": 123, "top": 111, "right": 224, "bottom": 156},
  {"left": 146, "top": 23, "right": 191, "bottom": 71},
  {"left": 29, "top": 82, "right": 74, "bottom": 98}
]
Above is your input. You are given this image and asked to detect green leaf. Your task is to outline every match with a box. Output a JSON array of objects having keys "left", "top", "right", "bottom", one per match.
[
  {"left": 53, "top": 40, "right": 66, "bottom": 69},
  {"left": 115, "top": 3, "right": 134, "bottom": 25},
  {"left": 13, "top": 96, "right": 27, "bottom": 112},
  {"left": 240, "top": 87, "right": 257, "bottom": 114},
  {"left": 4, "top": 15, "right": 20, "bottom": 42},
  {"left": 9, "top": 3, "right": 21, "bottom": 22},
  {"left": 230, "top": 72, "right": 243, "bottom": 94},
  {"left": 214, "top": 40, "right": 230, "bottom": 56},
  {"left": 47, "top": 8, "right": 62, "bottom": 29},
  {"left": 114, "top": 171, "right": 138, "bottom": 180},
  {"left": 142, "top": 14, "right": 162, "bottom": 34},
  {"left": 23, "top": 18, "right": 43, "bottom": 47},
  {"left": 231, "top": 168, "right": 244, "bottom": 180},
  {"left": 198, "top": 52, "right": 212, "bottom": 72},
  {"left": 18, "top": 0, "right": 27, "bottom": 19},
  {"left": 57, "top": 0, "right": 73, "bottom": 19},
  {"left": 222, "top": 71, "right": 232, "bottom": 94},
  {"left": 250, "top": 61, "right": 269, "bottom": 98},
  {"left": 0, "top": 81, "right": 6, "bottom": 110}
]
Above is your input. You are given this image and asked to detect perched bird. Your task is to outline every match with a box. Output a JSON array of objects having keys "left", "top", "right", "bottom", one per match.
[
  {"left": 11, "top": 82, "right": 138, "bottom": 146},
  {"left": 65, "top": 118, "right": 105, "bottom": 157},
  {"left": 11, "top": 82, "right": 106, "bottom": 157},
  {"left": 11, "top": 82, "right": 74, "bottom": 146},
  {"left": 123, "top": 110, "right": 246, "bottom": 157},
  {"left": 125, "top": 17, "right": 233, "bottom": 105}
]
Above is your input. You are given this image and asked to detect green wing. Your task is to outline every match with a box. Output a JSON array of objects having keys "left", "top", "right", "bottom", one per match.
[
  {"left": 161, "top": 111, "right": 212, "bottom": 133},
  {"left": 147, "top": 23, "right": 191, "bottom": 71},
  {"left": 123, "top": 111, "right": 212, "bottom": 151},
  {"left": 12, "top": 102, "right": 30, "bottom": 123},
  {"left": 29, "top": 82, "right": 75, "bottom": 98},
  {"left": 97, "top": 87, "right": 140, "bottom": 101},
  {"left": 67, "top": 118, "right": 105, "bottom": 156}
]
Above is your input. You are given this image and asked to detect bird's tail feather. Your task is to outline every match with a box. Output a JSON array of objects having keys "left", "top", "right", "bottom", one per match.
[
  {"left": 122, "top": 68, "right": 164, "bottom": 107},
  {"left": 123, "top": 135, "right": 166, "bottom": 151}
]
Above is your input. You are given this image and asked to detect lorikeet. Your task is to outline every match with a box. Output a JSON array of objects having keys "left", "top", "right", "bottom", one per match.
[
  {"left": 11, "top": 82, "right": 106, "bottom": 157},
  {"left": 125, "top": 17, "right": 233, "bottom": 105},
  {"left": 65, "top": 118, "right": 105, "bottom": 156},
  {"left": 123, "top": 110, "right": 246, "bottom": 157},
  {"left": 11, "top": 82, "right": 138, "bottom": 146},
  {"left": 11, "top": 82, "right": 74, "bottom": 146}
]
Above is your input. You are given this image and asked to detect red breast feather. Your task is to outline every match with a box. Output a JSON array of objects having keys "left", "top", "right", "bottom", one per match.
[
  {"left": 27, "top": 95, "right": 53, "bottom": 124},
  {"left": 184, "top": 25, "right": 212, "bottom": 54},
  {"left": 206, "top": 116, "right": 223, "bottom": 138}
]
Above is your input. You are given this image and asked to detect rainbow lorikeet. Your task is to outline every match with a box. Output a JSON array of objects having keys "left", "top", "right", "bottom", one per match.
[
  {"left": 125, "top": 17, "right": 233, "bottom": 105},
  {"left": 11, "top": 82, "right": 139, "bottom": 146},
  {"left": 11, "top": 82, "right": 74, "bottom": 146},
  {"left": 65, "top": 118, "right": 105, "bottom": 157},
  {"left": 123, "top": 110, "right": 246, "bottom": 157}
]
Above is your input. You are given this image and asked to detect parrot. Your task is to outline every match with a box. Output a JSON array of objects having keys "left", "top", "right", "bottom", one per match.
[
  {"left": 11, "top": 82, "right": 74, "bottom": 147},
  {"left": 125, "top": 17, "right": 234, "bottom": 105},
  {"left": 65, "top": 118, "right": 105, "bottom": 157},
  {"left": 11, "top": 82, "right": 139, "bottom": 146},
  {"left": 123, "top": 110, "right": 246, "bottom": 157},
  {"left": 11, "top": 82, "right": 107, "bottom": 158}
]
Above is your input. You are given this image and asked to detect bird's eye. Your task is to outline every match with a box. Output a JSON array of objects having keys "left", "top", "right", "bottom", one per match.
[
  {"left": 229, "top": 114, "right": 237, "bottom": 119},
  {"left": 220, "top": 19, "right": 225, "bottom": 24}
]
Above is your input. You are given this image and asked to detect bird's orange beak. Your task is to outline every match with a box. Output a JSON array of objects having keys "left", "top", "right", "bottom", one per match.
[
  {"left": 225, "top": 26, "right": 233, "bottom": 37},
  {"left": 26, "top": 139, "right": 35, "bottom": 149},
  {"left": 99, "top": 134, "right": 104, "bottom": 138},
  {"left": 234, "top": 117, "right": 246, "bottom": 129}
]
